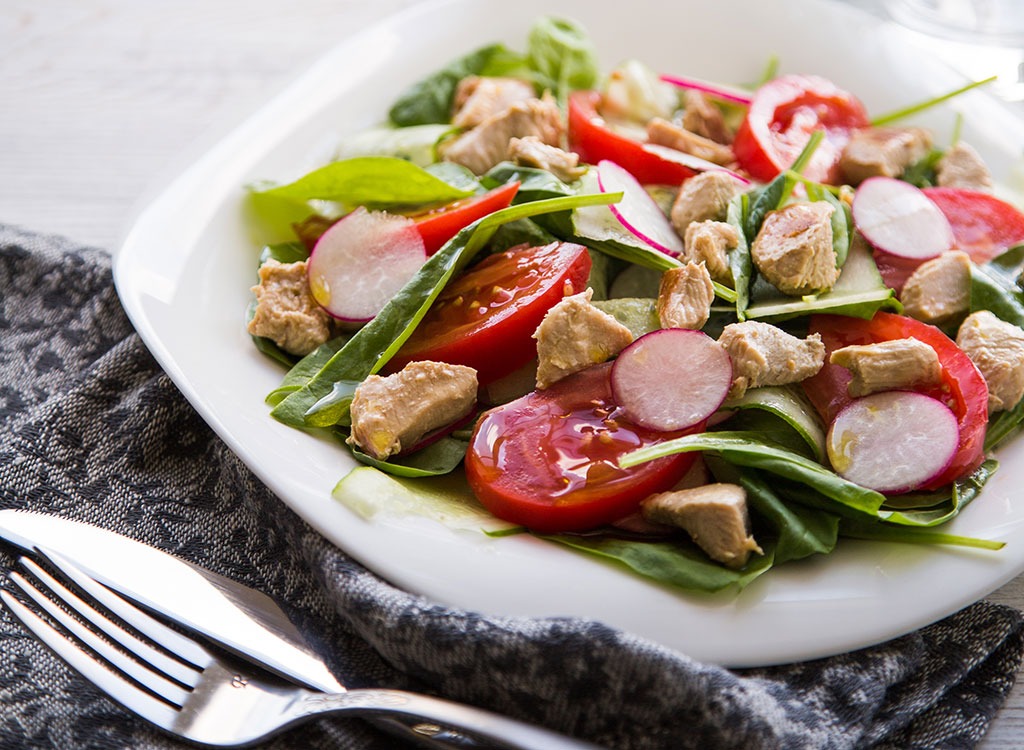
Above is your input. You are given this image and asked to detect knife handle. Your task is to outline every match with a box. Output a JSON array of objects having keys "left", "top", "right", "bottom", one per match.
[{"left": 374, "top": 716, "right": 497, "bottom": 748}]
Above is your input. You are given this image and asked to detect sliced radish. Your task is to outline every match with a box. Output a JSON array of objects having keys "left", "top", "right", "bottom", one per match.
[
  {"left": 659, "top": 73, "right": 754, "bottom": 106},
  {"left": 852, "top": 176, "right": 954, "bottom": 262},
  {"left": 597, "top": 159, "right": 684, "bottom": 256},
  {"left": 641, "top": 144, "right": 751, "bottom": 185},
  {"left": 611, "top": 329, "right": 732, "bottom": 431},
  {"left": 307, "top": 207, "right": 427, "bottom": 322},
  {"left": 826, "top": 390, "right": 958, "bottom": 494}
]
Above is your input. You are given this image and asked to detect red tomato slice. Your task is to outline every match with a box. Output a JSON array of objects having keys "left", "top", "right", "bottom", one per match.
[
  {"left": 803, "top": 312, "right": 988, "bottom": 490},
  {"left": 389, "top": 242, "right": 591, "bottom": 385},
  {"left": 465, "top": 363, "right": 698, "bottom": 532},
  {"left": 413, "top": 181, "right": 520, "bottom": 256},
  {"left": 923, "top": 187, "right": 1024, "bottom": 264},
  {"left": 567, "top": 90, "right": 696, "bottom": 186},
  {"left": 733, "top": 74, "right": 869, "bottom": 184}
]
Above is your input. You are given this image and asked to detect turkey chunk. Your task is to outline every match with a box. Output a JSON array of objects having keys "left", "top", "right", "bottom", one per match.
[
  {"left": 956, "top": 311, "right": 1024, "bottom": 412},
  {"left": 641, "top": 484, "right": 762, "bottom": 569},
  {"left": 829, "top": 338, "right": 942, "bottom": 398},
  {"left": 670, "top": 171, "right": 744, "bottom": 238},
  {"left": 452, "top": 76, "right": 537, "bottom": 129},
  {"left": 900, "top": 251, "right": 972, "bottom": 324},
  {"left": 838, "top": 126, "right": 932, "bottom": 185},
  {"left": 348, "top": 361, "right": 478, "bottom": 460},
  {"left": 647, "top": 117, "right": 734, "bottom": 166},
  {"left": 682, "top": 220, "right": 737, "bottom": 285},
  {"left": 936, "top": 142, "right": 993, "bottom": 192},
  {"left": 718, "top": 321, "right": 826, "bottom": 398},
  {"left": 247, "top": 259, "right": 332, "bottom": 356},
  {"left": 657, "top": 262, "right": 715, "bottom": 330},
  {"left": 441, "top": 93, "right": 564, "bottom": 175},
  {"left": 533, "top": 289, "right": 634, "bottom": 389},
  {"left": 507, "top": 136, "right": 586, "bottom": 183},
  {"left": 751, "top": 201, "right": 839, "bottom": 296},
  {"left": 681, "top": 90, "right": 731, "bottom": 144}
]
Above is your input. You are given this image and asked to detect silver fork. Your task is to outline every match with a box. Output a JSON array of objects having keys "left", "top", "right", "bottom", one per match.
[{"left": 1, "top": 550, "right": 603, "bottom": 750}]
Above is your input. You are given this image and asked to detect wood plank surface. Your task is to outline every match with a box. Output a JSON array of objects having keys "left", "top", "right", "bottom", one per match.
[{"left": 2, "top": 1, "right": 1021, "bottom": 746}]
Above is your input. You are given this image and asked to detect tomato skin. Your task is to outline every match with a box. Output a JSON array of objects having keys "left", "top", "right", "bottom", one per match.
[
  {"left": 803, "top": 312, "right": 988, "bottom": 490},
  {"left": 567, "top": 90, "right": 696, "bottom": 186},
  {"left": 413, "top": 182, "right": 520, "bottom": 256},
  {"left": 733, "top": 74, "right": 869, "bottom": 184},
  {"left": 389, "top": 242, "right": 591, "bottom": 385},
  {"left": 923, "top": 187, "right": 1024, "bottom": 264},
  {"left": 465, "top": 364, "right": 698, "bottom": 532}
]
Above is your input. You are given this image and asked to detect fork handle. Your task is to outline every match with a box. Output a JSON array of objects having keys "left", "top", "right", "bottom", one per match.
[{"left": 294, "top": 688, "right": 604, "bottom": 750}]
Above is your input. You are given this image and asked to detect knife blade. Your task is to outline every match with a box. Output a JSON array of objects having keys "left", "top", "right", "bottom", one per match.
[{"left": 0, "top": 509, "right": 344, "bottom": 692}]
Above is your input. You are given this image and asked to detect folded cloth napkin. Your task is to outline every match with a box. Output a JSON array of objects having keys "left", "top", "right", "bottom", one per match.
[{"left": 0, "top": 223, "right": 1022, "bottom": 750}]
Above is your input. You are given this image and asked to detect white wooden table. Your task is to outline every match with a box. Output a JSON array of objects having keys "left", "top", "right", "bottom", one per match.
[{"left": 3, "top": 1, "right": 1023, "bottom": 746}]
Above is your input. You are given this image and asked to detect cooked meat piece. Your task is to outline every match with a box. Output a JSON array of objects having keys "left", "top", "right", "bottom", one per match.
[
  {"left": 681, "top": 90, "right": 731, "bottom": 145},
  {"left": 936, "top": 142, "right": 993, "bottom": 192},
  {"left": 829, "top": 338, "right": 942, "bottom": 398},
  {"left": 533, "top": 289, "right": 634, "bottom": 389},
  {"left": 452, "top": 76, "right": 537, "bottom": 129},
  {"left": 718, "top": 321, "right": 826, "bottom": 398},
  {"left": 956, "top": 310, "right": 1024, "bottom": 412},
  {"left": 440, "top": 93, "right": 565, "bottom": 175},
  {"left": 682, "top": 220, "right": 738, "bottom": 285},
  {"left": 900, "top": 251, "right": 972, "bottom": 324},
  {"left": 348, "top": 361, "right": 478, "bottom": 460},
  {"left": 657, "top": 261, "right": 715, "bottom": 330},
  {"left": 641, "top": 483, "right": 762, "bottom": 569},
  {"left": 751, "top": 201, "right": 840, "bottom": 296},
  {"left": 507, "top": 135, "right": 586, "bottom": 182},
  {"left": 647, "top": 117, "right": 734, "bottom": 166},
  {"left": 247, "top": 259, "right": 332, "bottom": 356},
  {"left": 670, "top": 170, "right": 744, "bottom": 238},
  {"left": 838, "top": 126, "right": 932, "bottom": 185}
]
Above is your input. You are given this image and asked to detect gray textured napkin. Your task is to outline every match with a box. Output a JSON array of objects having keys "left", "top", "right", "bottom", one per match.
[{"left": 1, "top": 223, "right": 1022, "bottom": 750}]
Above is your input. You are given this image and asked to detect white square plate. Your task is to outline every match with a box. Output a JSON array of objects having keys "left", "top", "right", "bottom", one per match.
[{"left": 115, "top": 0, "right": 1024, "bottom": 666}]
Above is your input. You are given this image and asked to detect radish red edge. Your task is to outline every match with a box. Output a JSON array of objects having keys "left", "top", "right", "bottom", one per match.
[
  {"left": 826, "top": 390, "right": 959, "bottom": 494},
  {"left": 597, "top": 160, "right": 684, "bottom": 256},
  {"left": 308, "top": 207, "right": 427, "bottom": 323},
  {"left": 641, "top": 144, "right": 751, "bottom": 185},
  {"left": 659, "top": 73, "right": 754, "bottom": 106},
  {"left": 851, "top": 176, "right": 954, "bottom": 262},
  {"left": 611, "top": 329, "right": 733, "bottom": 432}
]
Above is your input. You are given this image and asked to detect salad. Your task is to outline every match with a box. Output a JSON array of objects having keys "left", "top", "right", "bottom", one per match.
[{"left": 244, "top": 16, "right": 1024, "bottom": 594}]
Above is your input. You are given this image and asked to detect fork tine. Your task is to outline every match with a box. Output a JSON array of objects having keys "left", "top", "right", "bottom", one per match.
[
  {"left": 0, "top": 588, "right": 181, "bottom": 729},
  {"left": 33, "top": 546, "right": 213, "bottom": 671},
  {"left": 10, "top": 567, "right": 194, "bottom": 707}
]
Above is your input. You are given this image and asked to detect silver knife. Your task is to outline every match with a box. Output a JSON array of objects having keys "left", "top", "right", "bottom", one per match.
[{"left": 0, "top": 509, "right": 346, "bottom": 692}]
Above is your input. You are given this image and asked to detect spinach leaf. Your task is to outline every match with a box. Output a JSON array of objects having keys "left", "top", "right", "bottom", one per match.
[
  {"left": 270, "top": 191, "right": 622, "bottom": 428},
  {"left": 253, "top": 156, "right": 473, "bottom": 209},
  {"left": 388, "top": 44, "right": 526, "bottom": 126},
  {"left": 987, "top": 399, "right": 1024, "bottom": 452},
  {"left": 526, "top": 16, "right": 599, "bottom": 104},
  {"left": 592, "top": 298, "right": 661, "bottom": 338},
  {"left": 259, "top": 241, "right": 309, "bottom": 265},
  {"left": 901, "top": 148, "right": 945, "bottom": 188},
  {"left": 348, "top": 436, "right": 469, "bottom": 478},
  {"left": 708, "top": 458, "right": 838, "bottom": 564},
  {"left": 265, "top": 336, "right": 349, "bottom": 406},
  {"left": 541, "top": 534, "right": 775, "bottom": 593},
  {"left": 482, "top": 162, "right": 578, "bottom": 200},
  {"left": 620, "top": 431, "right": 886, "bottom": 514},
  {"left": 970, "top": 256, "right": 1024, "bottom": 327},
  {"left": 839, "top": 519, "right": 1003, "bottom": 550}
]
